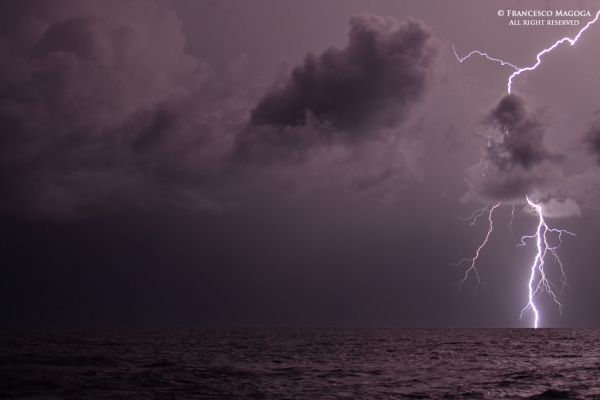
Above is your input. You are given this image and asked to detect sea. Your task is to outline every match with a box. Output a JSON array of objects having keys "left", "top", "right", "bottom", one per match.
[{"left": 1, "top": 328, "right": 599, "bottom": 399}]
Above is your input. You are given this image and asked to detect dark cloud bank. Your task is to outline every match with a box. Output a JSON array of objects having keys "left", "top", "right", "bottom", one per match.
[
  {"left": 0, "top": 1, "right": 437, "bottom": 219},
  {"left": 0, "top": 1, "right": 459, "bottom": 328},
  {"left": 5, "top": 0, "right": 600, "bottom": 328},
  {"left": 0, "top": 0, "right": 211, "bottom": 218}
]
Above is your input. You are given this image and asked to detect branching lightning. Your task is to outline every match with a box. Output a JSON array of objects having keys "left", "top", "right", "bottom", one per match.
[
  {"left": 458, "top": 202, "right": 496, "bottom": 226},
  {"left": 454, "top": 203, "right": 501, "bottom": 291},
  {"left": 518, "top": 197, "right": 575, "bottom": 328},
  {"left": 452, "top": 10, "right": 596, "bottom": 327}
]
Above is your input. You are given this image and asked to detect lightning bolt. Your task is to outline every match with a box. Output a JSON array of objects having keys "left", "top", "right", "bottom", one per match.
[
  {"left": 458, "top": 202, "right": 496, "bottom": 226},
  {"left": 452, "top": 45, "right": 520, "bottom": 71},
  {"left": 453, "top": 10, "right": 600, "bottom": 93},
  {"left": 519, "top": 197, "right": 575, "bottom": 329},
  {"left": 507, "top": 11, "right": 600, "bottom": 93},
  {"left": 508, "top": 203, "right": 517, "bottom": 243},
  {"left": 453, "top": 11, "right": 593, "bottom": 327},
  {"left": 454, "top": 203, "right": 501, "bottom": 291},
  {"left": 456, "top": 198, "right": 574, "bottom": 328}
]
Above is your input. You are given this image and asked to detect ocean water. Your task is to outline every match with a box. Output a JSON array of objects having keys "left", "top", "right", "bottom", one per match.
[{"left": 1, "top": 329, "right": 599, "bottom": 399}]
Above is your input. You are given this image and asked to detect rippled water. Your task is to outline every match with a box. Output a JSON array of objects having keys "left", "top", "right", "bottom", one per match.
[{"left": 1, "top": 329, "right": 600, "bottom": 399}]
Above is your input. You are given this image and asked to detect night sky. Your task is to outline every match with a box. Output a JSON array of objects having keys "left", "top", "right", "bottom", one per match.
[{"left": 2, "top": 0, "right": 600, "bottom": 328}]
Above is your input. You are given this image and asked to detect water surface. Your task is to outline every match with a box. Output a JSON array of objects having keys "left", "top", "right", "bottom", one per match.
[{"left": 1, "top": 329, "right": 598, "bottom": 399}]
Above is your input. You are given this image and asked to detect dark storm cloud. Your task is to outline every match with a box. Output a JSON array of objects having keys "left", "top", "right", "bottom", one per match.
[
  {"left": 251, "top": 14, "right": 435, "bottom": 131},
  {"left": 466, "top": 94, "right": 560, "bottom": 201},
  {"left": 584, "top": 111, "right": 600, "bottom": 165},
  {"left": 0, "top": 0, "right": 243, "bottom": 218},
  {"left": 0, "top": 0, "right": 438, "bottom": 218},
  {"left": 485, "top": 94, "right": 554, "bottom": 171},
  {"left": 236, "top": 14, "right": 436, "bottom": 161},
  {"left": 6, "top": 0, "right": 600, "bottom": 330}
]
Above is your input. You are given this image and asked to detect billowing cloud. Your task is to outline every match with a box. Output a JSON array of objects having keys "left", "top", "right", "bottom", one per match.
[
  {"left": 0, "top": 2, "right": 438, "bottom": 219},
  {"left": 484, "top": 94, "right": 555, "bottom": 171},
  {"left": 251, "top": 14, "right": 435, "bottom": 131},
  {"left": 584, "top": 111, "right": 600, "bottom": 165},
  {"left": 236, "top": 14, "right": 436, "bottom": 162},
  {"left": 541, "top": 198, "right": 581, "bottom": 218},
  {"left": 0, "top": 0, "right": 242, "bottom": 219},
  {"left": 465, "top": 94, "right": 560, "bottom": 201}
]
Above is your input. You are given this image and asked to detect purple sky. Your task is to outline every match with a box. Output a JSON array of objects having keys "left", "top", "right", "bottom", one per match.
[{"left": 1, "top": 0, "right": 600, "bottom": 327}]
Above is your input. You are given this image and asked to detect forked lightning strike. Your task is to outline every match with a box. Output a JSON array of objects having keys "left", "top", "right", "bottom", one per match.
[
  {"left": 452, "top": 10, "right": 597, "bottom": 327},
  {"left": 519, "top": 197, "right": 575, "bottom": 328}
]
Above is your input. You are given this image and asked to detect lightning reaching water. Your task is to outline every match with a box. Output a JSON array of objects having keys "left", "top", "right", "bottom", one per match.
[
  {"left": 519, "top": 197, "right": 575, "bottom": 329},
  {"left": 452, "top": 10, "right": 597, "bottom": 327},
  {"left": 456, "top": 198, "right": 574, "bottom": 327}
]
